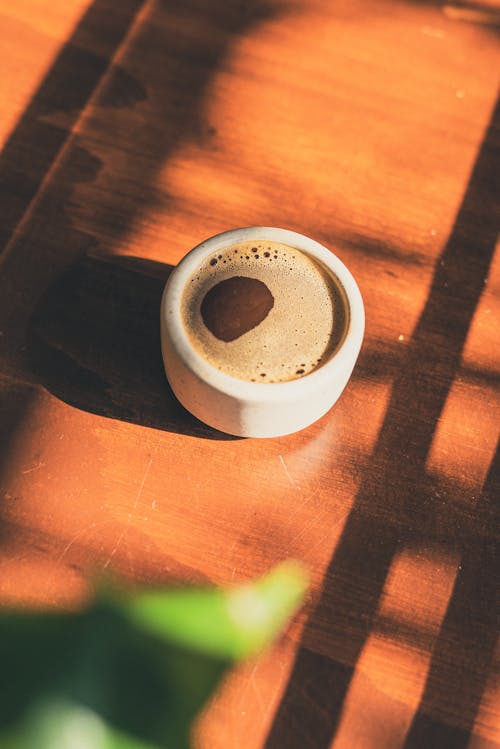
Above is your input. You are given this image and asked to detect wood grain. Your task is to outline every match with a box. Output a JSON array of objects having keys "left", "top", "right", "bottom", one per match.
[{"left": 0, "top": 1, "right": 499, "bottom": 748}]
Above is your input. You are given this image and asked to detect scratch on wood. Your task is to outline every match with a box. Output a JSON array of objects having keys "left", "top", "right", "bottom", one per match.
[
  {"left": 237, "top": 661, "right": 260, "bottom": 712},
  {"left": 288, "top": 521, "right": 314, "bottom": 549},
  {"left": 250, "top": 665, "right": 266, "bottom": 714},
  {"left": 279, "top": 454, "right": 298, "bottom": 487},
  {"left": 305, "top": 509, "right": 351, "bottom": 556},
  {"left": 45, "top": 518, "right": 113, "bottom": 596},
  {"left": 102, "top": 455, "right": 153, "bottom": 570},
  {"left": 287, "top": 489, "right": 318, "bottom": 523},
  {"left": 21, "top": 461, "right": 44, "bottom": 474},
  {"left": 55, "top": 520, "right": 109, "bottom": 565}
]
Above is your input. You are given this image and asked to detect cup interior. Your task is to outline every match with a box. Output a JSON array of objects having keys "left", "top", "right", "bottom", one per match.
[{"left": 161, "top": 227, "right": 364, "bottom": 401}]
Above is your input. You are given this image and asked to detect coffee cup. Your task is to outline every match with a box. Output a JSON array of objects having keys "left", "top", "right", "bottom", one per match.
[{"left": 160, "top": 227, "right": 364, "bottom": 437}]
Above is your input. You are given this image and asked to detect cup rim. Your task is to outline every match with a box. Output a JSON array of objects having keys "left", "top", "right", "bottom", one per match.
[{"left": 161, "top": 226, "right": 365, "bottom": 402}]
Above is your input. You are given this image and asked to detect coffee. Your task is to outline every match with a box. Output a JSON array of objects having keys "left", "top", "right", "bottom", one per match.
[{"left": 181, "top": 239, "right": 348, "bottom": 383}]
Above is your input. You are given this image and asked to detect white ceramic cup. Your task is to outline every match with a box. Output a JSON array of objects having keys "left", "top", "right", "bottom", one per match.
[{"left": 160, "top": 227, "right": 364, "bottom": 437}]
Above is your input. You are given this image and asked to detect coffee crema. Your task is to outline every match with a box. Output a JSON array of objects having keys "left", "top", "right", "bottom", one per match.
[{"left": 181, "top": 240, "right": 347, "bottom": 383}]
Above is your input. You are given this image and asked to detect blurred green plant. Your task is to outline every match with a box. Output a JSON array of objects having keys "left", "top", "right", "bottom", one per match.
[{"left": 0, "top": 561, "right": 307, "bottom": 749}]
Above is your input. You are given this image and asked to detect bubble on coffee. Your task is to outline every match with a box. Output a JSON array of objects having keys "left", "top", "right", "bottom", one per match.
[{"left": 181, "top": 240, "right": 347, "bottom": 382}]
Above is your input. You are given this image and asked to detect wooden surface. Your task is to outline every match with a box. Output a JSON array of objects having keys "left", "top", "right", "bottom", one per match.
[{"left": 1, "top": 1, "right": 499, "bottom": 747}]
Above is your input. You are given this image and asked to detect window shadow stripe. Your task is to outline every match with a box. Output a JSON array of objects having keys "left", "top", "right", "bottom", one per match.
[
  {"left": 0, "top": 0, "right": 145, "bottom": 254},
  {"left": 402, "top": 441, "right": 499, "bottom": 749},
  {"left": 264, "top": 93, "right": 500, "bottom": 749}
]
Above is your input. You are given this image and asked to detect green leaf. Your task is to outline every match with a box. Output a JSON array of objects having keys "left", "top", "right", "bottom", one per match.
[
  {"left": 0, "top": 698, "right": 158, "bottom": 749},
  {"left": 0, "top": 561, "right": 307, "bottom": 749},
  {"left": 122, "top": 560, "right": 308, "bottom": 658}
]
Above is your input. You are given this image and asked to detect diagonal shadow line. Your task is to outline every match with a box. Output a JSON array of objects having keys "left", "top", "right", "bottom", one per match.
[
  {"left": 402, "top": 439, "right": 500, "bottom": 749},
  {"left": 264, "top": 93, "right": 500, "bottom": 749},
  {"left": 0, "top": 0, "right": 146, "bottom": 254},
  {"left": 1, "top": 0, "right": 293, "bottom": 441}
]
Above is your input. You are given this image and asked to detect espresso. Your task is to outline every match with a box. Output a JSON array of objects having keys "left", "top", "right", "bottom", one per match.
[{"left": 181, "top": 240, "right": 347, "bottom": 383}]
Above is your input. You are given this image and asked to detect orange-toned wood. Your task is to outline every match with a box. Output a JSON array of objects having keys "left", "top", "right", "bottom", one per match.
[{"left": 0, "top": 1, "right": 499, "bottom": 748}]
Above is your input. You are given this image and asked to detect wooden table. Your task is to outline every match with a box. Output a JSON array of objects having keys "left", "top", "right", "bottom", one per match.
[{"left": 1, "top": 1, "right": 499, "bottom": 747}]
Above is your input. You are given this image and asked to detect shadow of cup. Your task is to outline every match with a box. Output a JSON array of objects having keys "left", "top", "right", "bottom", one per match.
[{"left": 26, "top": 254, "right": 237, "bottom": 440}]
